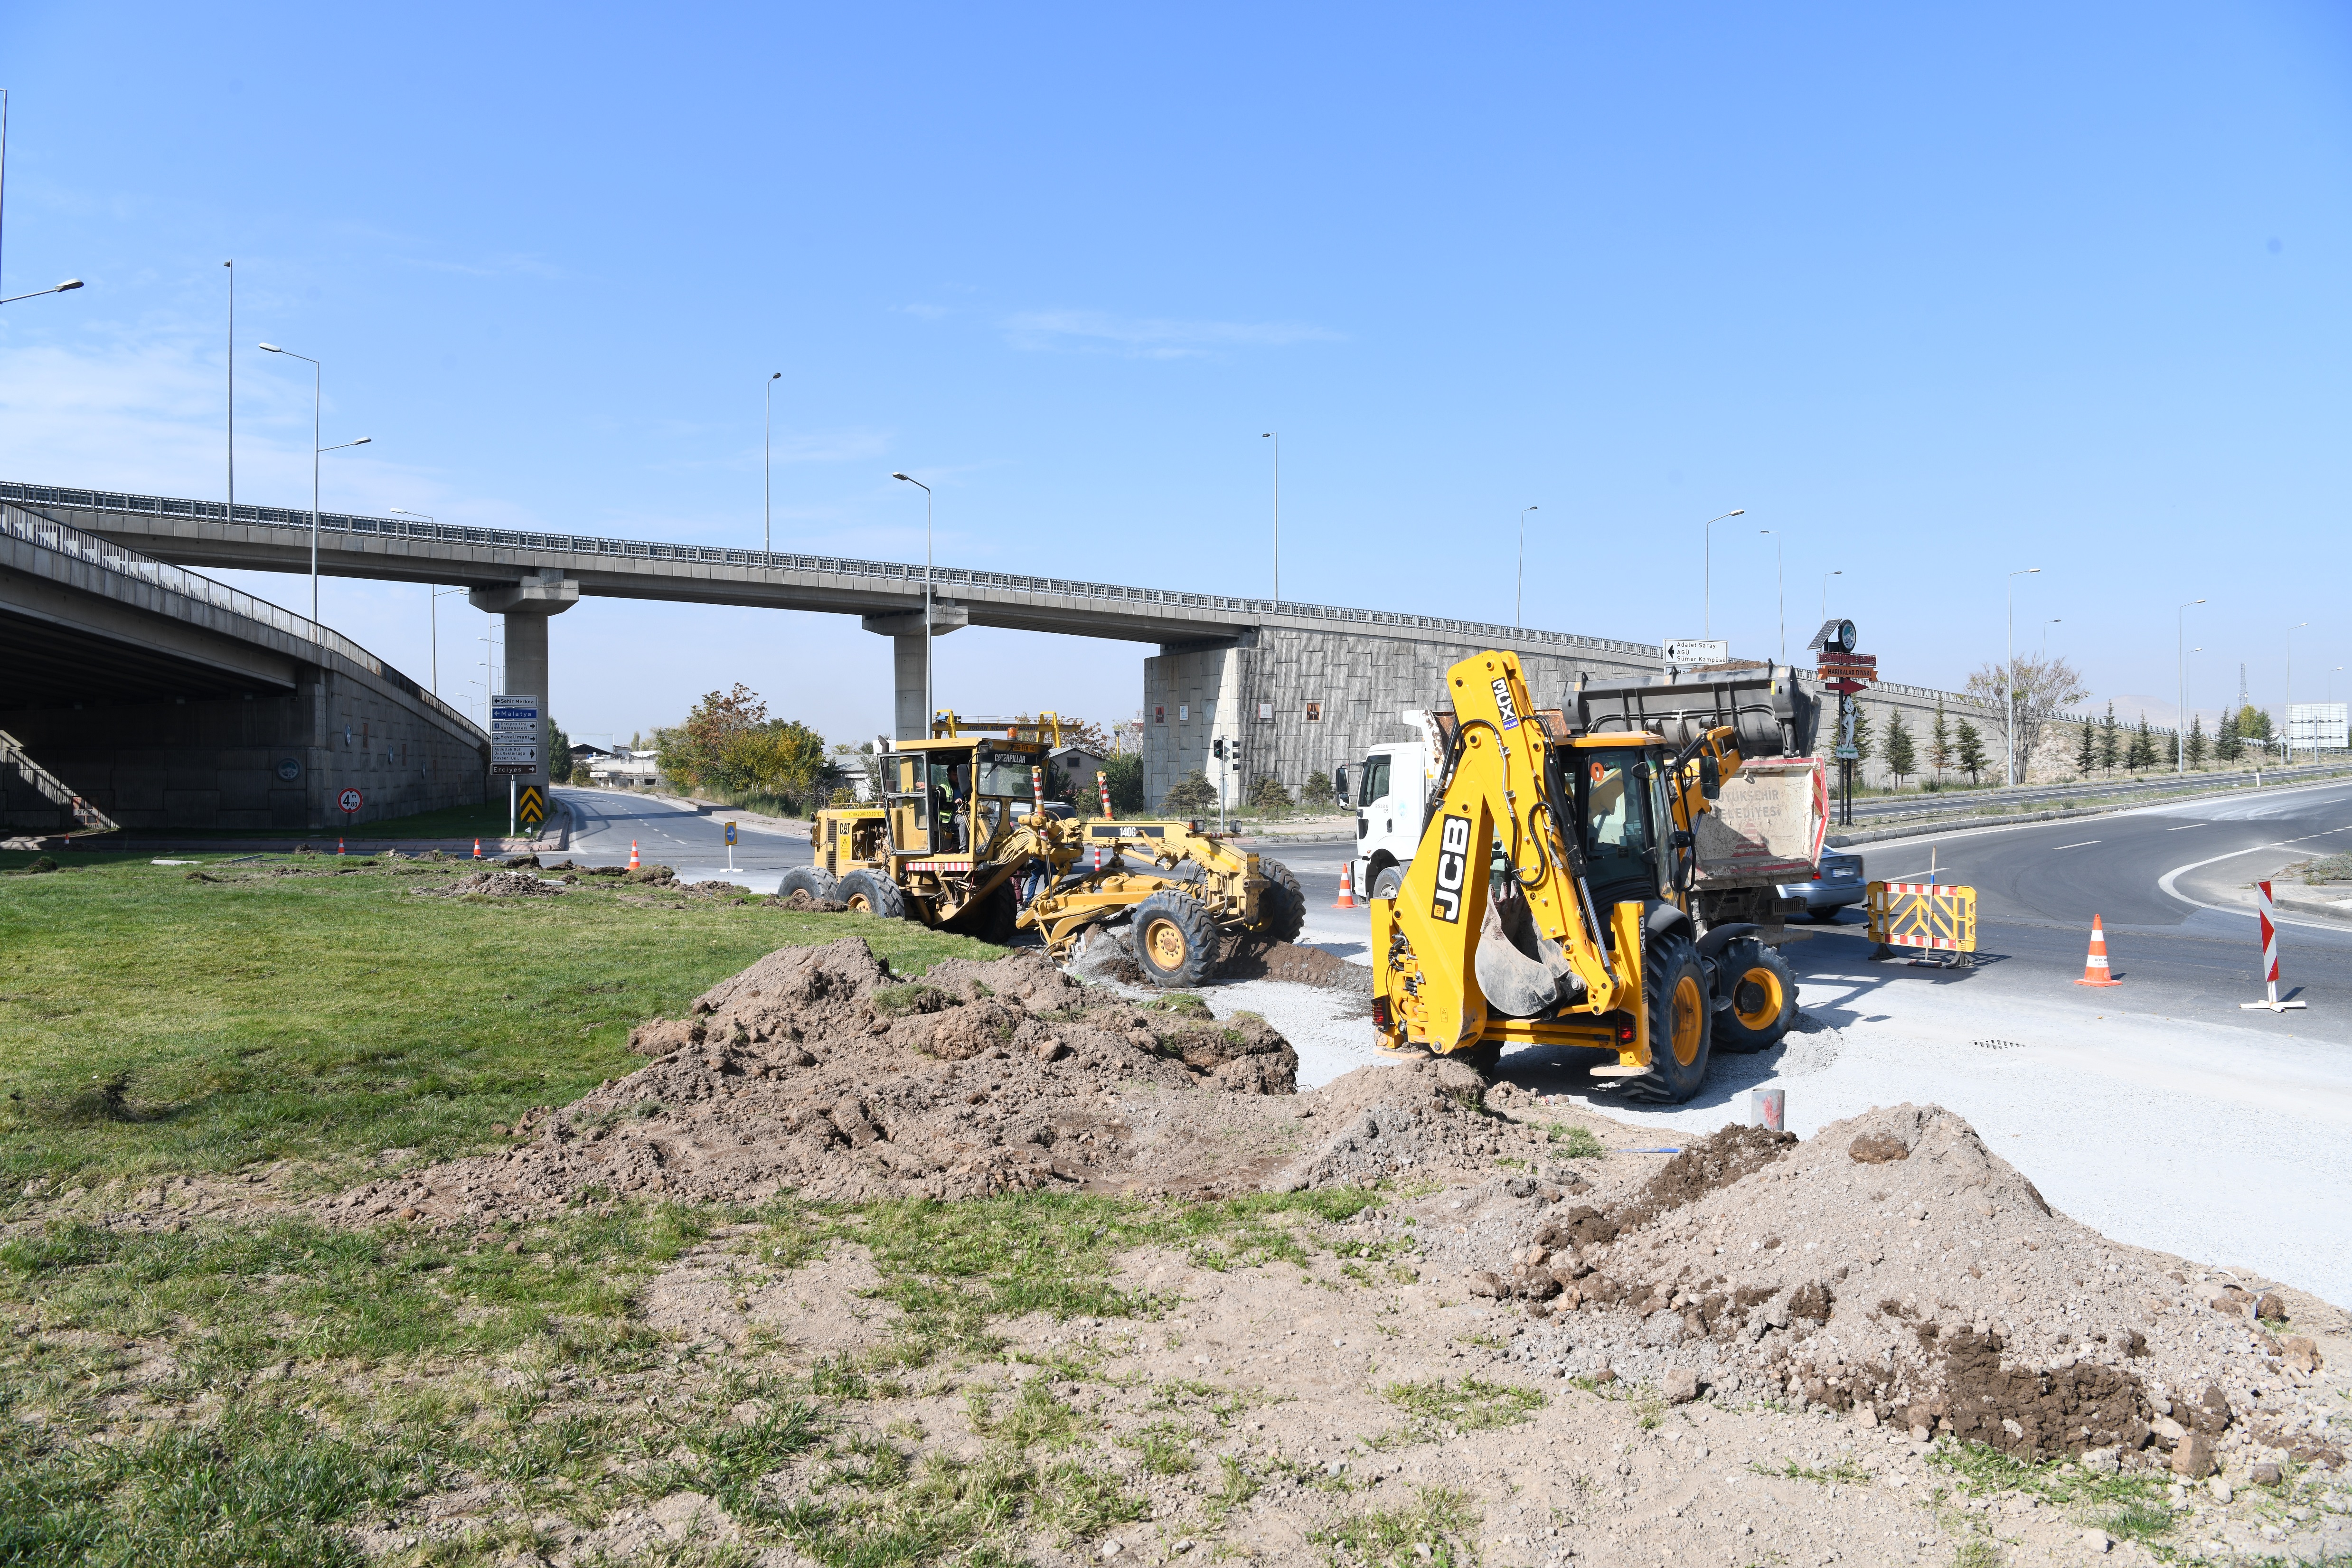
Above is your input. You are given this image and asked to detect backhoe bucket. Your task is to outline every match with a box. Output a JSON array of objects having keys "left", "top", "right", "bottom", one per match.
[{"left": 1572, "top": 665, "right": 1818, "bottom": 758}]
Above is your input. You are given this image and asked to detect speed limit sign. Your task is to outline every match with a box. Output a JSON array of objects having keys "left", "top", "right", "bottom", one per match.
[{"left": 338, "top": 788, "right": 363, "bottom": 815}]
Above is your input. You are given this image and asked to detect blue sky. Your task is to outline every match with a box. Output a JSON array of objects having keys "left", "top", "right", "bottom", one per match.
[{"left": 3, "top": 2, "right": 2348, "bottom": 747}]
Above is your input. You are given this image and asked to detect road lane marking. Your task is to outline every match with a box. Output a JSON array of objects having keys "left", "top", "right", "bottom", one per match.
[
  {"left": 2152, "top": 841, "right": 2352, "bottom": 933},
  {"left": 2168, "top": 823, "right": 2205, "bottom": 831},
  {"left": 2053, "top": 841, "right": 2100, "bottom": 850}
]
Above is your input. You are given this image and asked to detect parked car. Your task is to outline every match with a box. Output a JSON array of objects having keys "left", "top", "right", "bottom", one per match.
[{"left": 1779, "top": 849, "right": 1867, "bottom": 920}]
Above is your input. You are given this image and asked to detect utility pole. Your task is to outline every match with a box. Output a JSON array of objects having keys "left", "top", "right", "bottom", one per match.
[{"left": 2004, "top": 567, "right": 2041, "bottom": 785}]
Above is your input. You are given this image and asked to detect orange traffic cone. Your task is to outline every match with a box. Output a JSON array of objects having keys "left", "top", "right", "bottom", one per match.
[
  {"left": 1334, "top": 862, "right": 1358, "bottom": 909},
  {"left": 472, "top": 837, "right": 481, "bottom": 859},
  {"left": 337, "top": 837, "right": 345, "bottom": 856},
  {"left": 2075, "top": 914, "right": 2122, "bottom": 986},
  {"left": 628, "top": 839, "right": 641, "bottom": 870}
]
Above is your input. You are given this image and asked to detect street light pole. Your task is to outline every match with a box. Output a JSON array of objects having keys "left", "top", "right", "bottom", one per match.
[
  {"left": 893, "top": 473, "right": 934, "bottom": 732},
  {"left": 2176, "top": 599, "right": 2205, "bottom": 773},
  {"left": 764, "top": 370, "right": 781, "bottom": 556},
  {"left": 1261, "top": 433, "right": 1279, "bottom": 603},
  {"left": 390, "top": 509, "right": 460, "bottom": 694},
  {"left": 1820, "top": 569, "right": 1841, "bottom": 622},
  {"left": 1701, "top": 509, "right": 1744, "bottom": 638},
  {"left": 2005, "top": 567, "right": 2042, "bottom": 785},
  {"left": 1759, "top": 529, "right": 1785, "bottom": 665},
  {"left": 1515, "top": 506, "right": 1539, "bottom": 627},
  {"left": 224, "top": 261, "right": 234, "bottom": 520},
  {"left": 2042, "top": 618, "right": 2061, "bottom": 656},
  {"left": 2286, "top": 621, "right": 2309, "bottom": 763},
  {"left": 258, "top": 344, "right": 371, "bottom": 621}
]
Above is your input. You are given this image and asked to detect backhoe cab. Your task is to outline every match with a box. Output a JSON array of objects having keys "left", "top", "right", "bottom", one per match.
[{"left": 1370, "top": 651, "right": 1814, "bottom": 1103}]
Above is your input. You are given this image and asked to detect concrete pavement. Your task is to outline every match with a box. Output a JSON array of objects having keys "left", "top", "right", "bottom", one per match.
[{"left": 557, "top": 787, "right": 814, "bottom": 890}]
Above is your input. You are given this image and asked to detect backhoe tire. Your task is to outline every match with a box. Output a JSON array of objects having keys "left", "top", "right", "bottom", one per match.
[
  {"left": 1622, "top": 930, "right": 1712, "bottom": 1104},
  {"left": 1256, "top": 857, "right": 1306, "bottom": 944},
  {"left": 947, "top": 880, "right": 1020, "bottom": 946},
  {"left": 777, "top": 867, "right": 840, "bottom": 902},
  {"left": 1712, "top": 938, "right": 1797, "bottom": 1054},
  {"left": 837, "top": 870, "right": 909, "bottom": 921},
  {"left": 1130, "top": 892, "right": 1219, "bottom": 988}
]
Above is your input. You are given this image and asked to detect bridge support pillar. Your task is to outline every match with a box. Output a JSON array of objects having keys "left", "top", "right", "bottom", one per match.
[
  {"left": 470, "top": 571, "right": 579, "bottom": 797},
  {"left": 862, "top": 601, "right": 969, "bottom": 741}
]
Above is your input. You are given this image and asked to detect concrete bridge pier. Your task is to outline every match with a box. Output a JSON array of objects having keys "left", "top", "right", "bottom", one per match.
[
  {"left": 862, "top": 600, "right": 969, "bottom": 741},
  {"left": 470, "top": 570, "right": 579, "bottom": 791}
]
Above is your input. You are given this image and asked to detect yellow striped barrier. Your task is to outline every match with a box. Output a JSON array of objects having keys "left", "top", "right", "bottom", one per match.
[{"left": 1866, "top": 880, "right": 1977, "bottom": 967}]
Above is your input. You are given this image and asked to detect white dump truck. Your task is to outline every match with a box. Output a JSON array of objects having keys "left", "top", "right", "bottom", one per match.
[{"left": 1342, "top": 669, "right": 1827, "bottom": 941}]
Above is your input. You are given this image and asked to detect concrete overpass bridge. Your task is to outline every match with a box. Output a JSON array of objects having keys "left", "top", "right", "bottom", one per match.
[
  {"left": 3, "top": 479, "right": 2026, "bottom": 807},
  {"left": 0, "top": 502, "right": 487, "bottom": 832}
]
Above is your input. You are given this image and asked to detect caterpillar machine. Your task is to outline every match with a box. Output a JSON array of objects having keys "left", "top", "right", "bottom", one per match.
[
  {"left": 790, "top": 711, "right": 1303, "bottom": 985},
  {"left": 1371, "top": 649, "right": 1820, "bottom": 1102}
]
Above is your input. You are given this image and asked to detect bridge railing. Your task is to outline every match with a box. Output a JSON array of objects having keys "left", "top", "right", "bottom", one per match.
[
  {"left": 1, "top": 504, "right": 488, "bottom": 744},
  {"left": 1, "top": 479, "right": 1660, "bottom": 660}
]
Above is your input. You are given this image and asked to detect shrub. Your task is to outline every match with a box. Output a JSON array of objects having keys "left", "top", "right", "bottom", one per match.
[{"left": 1161, "top": 770, "right": 1217, "bottom": 814}]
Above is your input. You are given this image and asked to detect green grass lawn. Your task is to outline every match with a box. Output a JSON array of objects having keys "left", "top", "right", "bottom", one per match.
[
  {"left": 94, "top": 796, "right": 541, "bottom": 841},
  {"left": 0, "top": 851, "right": 993, "bottom": 1195}
]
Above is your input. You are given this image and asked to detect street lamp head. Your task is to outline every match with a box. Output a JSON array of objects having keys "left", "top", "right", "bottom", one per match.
[
  {"left": 1728, "top": 508, "right": 1745, "bottom": 517},
  {"left": 891, "top": 472, "right": 911, "bottom": 482},
  {"left": 258, "top": 342, "right": 283, "bottom": 353},
  {"left": 353, "top": 437, "right": 372, "bottom": 446},
  {"left": 56, "top": 279, "right": 84, "bottom": 292},
  {"left": 770, "top": 371, "right": 781, "bottom": 380},
  {"left": 2193, "top": 598, "right": 2206, "bottom": 605}
]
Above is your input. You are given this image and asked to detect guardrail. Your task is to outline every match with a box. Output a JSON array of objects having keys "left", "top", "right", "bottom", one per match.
[
  {"left": 1, "top": 504, "right": 487, "bottom": 744},
  {"left": 0, "top": 727, "right": 119, "bottom": 834},
  {"left": 1, "top": 478, "right": 1659, "bottom": 660}
]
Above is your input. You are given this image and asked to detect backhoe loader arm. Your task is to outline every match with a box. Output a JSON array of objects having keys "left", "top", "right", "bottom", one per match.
[{"left": 1374, "top": 652, "right": 1641, "bottom": 1053}]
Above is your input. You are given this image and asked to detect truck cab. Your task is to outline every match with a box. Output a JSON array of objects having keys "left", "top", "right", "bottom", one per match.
[{"left": 1345, "top": 710, "right": 1439, "bottom": 901}]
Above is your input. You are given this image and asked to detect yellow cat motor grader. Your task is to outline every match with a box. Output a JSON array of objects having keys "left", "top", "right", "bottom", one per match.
[
  {"left": 1371, "top": 650, "right": 1816, "bottom": 1102},
  {"left": 789, "top": 712, "right": 1303, "bottom": 978}
]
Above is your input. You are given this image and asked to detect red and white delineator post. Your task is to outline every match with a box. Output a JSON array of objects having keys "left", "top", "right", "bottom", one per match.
[
  {"left": 1094, "top": 773, "right": 1112, "bottom": 870},
  {"left": 2240, "top": 881, "right": 2308, "bottom": 1012}
]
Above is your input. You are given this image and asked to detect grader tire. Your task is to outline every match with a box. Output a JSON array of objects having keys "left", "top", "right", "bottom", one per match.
[
  {"left": 947, "top": 880, "right": 1021, "bottom": 946},
  {"left": 1130, "top": 892, "right": 1219, "bottom": 988},
  {"left": 1622, "top": 929, "right": 1712, "bottom": 1104},
  {"left": 777, "top": 867, "right": 840, "bottom": 901},
  {"left": 1712, "top": 938, "right": 1797, "bottom": 1054},
  {"left": 1256, "top": 856, "right": 1307, "bottom": 944},
  {"left": 837, "top": 870, "right": 909, "bottom": 921}
]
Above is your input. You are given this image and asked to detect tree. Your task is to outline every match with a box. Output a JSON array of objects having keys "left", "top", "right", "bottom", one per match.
[
  {"left": 2097, "top": 703, "right": 2121, "bottom": 774},
  {"left": 1882, "top": 709, "right": 1916, "bottom": 788},
  {"left": 1928, "top": 703, "right": 1952, "bottom": 784},
  {"left": 655, "top": 685, "right": 831, "bottom": 807},
  {"left": 1161, "top": 770, "right": 1217, "bottom": 814},
  {"left": 1303, "top": 769, "right": 1335, "bottom": 807},
  {"left": 1249, "top": 774, "right": 1294, "bottom": 816},
  {"left": 1101, "top": 752, "right": 1145, "bottom": 813},
  {"left": 2074, "top": 717, "right": 2096, "bottom": 779},
  {"left": 2185, "top": 714, "right": 2207, "bottom": 770},
  {"left": 1954, "top": 718, "right": 1986, "bottom": 784},
  {"left": 1964, "top": 654, "right": 2090, "bottom": 782},
  {"left": 548, "top": 715, "right": 574, "bottom": 783},
  {"left": 2124, "top": 717, "right": 2155, "bottom": 774},
  {"left": 2216, "top": 709, "right": 2242, "bottom": 763},
  {"left": 2237, "top": 705, "right": 2274, "bottom": 748}
]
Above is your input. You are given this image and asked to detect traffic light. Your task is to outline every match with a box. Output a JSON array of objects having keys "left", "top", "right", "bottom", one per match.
[{"left": 1212, "top": 738, "right": 1225, "bottom": 760}]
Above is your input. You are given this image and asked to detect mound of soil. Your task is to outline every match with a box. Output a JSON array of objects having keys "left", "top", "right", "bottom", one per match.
[
  {"left": 1220, "top": 939, "right": 1374, "bottom": 994},
  {"left": 771, "top": 888, "right": 847, "bottom": 911},
  {"left": 411, "top": 870, "right": 566, "bottom": 898},
  {"left": 1468, "top": 1104, "right": 2341, "bottom": 1469}
]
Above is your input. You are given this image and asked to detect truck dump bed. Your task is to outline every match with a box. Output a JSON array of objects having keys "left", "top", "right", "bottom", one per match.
[{"left": 1693, "top": 756, "right": 1827, "bottom": 886}]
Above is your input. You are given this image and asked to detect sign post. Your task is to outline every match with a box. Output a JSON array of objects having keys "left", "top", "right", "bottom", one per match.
[
  {"left": 338, "top": 787, "right": 362, "bottom": 847},
  {"left": 2240, "top": 882, "right": 2309, "bottom": 1012},
  {"left": 1809, "top": 620, "right": 1872, "bottom": 827}
]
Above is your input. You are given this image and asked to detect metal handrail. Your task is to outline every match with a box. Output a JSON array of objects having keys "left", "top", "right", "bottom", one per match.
[
  {"left": 0, "top": 727, "right": 119, "bottom": 833},
  {"left": 1, "top": 504, "right": 487, "bottom": 743},
  {"left": 1, "top": 478, "right": 1659, "bottom": 659}
]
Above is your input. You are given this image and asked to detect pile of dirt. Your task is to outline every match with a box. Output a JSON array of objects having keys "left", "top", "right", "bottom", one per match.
[
  {"left": 1220, "top": 939, "right": 1375, "bottom": 994},
  {"left": 1467, "top": 1105, "right": 2343, "bottom": 1472},
  {"left": 411, "top": 870, "right": 567, "bottom": 898},
  {"left": 771, "top": 887, "right": 848, "bottom": 911},
  {"left": 321, "top": 938, "right": 1327, "bottom": 1221}
]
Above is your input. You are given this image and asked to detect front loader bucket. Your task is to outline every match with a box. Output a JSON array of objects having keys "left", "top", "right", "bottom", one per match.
[{"left": 1572, "top": 665, "right": 1818, "bottom": 758}]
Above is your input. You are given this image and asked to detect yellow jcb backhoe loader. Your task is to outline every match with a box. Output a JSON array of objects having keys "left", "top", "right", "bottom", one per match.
[{"left": 1371, "top": 649, "right": 1817, "bottom": 1102}]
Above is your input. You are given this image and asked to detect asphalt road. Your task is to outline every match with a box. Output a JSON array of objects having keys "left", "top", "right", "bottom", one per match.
[
  {"left": 1838, "top": 760, "right": 2347, "bottom": 822},
  {"left": 557, "top": 788, "right": 814, "bottom": 889}
]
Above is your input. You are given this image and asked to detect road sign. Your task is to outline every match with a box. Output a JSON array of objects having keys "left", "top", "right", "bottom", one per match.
[
  {"left": 337, "top": 787, "right": 363, "bottom": 814},
  {"left": 724, "top": 820, "right": 738, "bottom": 846},
  {"left": 1662, "top": 638, "right": 1730, "bottom": 667},
  {"left": 490, "top": 693, "right": 542, "bottom": 776},
  {"left": 1834, "top": 744, "right": 1859, "bottom": 760},
  {"left": 1823, "top": 678, "right": 1870, "bottom": 695},
  {"left": 516, "top": 785, "right": 546, "bottom": 827},
  {"left": 1816, "top": 653, "right": 1877, "bottom": 675}
]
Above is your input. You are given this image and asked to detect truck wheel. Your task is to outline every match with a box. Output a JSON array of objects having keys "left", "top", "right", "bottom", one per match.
[
  {"left": 1256, "top": 856, "right": 1306, "bottom": 943},
  {"left": 947, "top": 880, "right": 1020, "bottom": 945},
  {"left": 1370, "top": 864, "right": 1406, "bottom": 900},
  {"left": 1624, "top": 930, "right": 1712, "bottom": 1104},
  {"left": 777, "top": 867, "right": 840, "bottom": 901},
  {"left": 1712, "top": 938, "right": 1797, "bottom": 1053},
  {"left": 837, "top": 870, "right": 909, "bottom": 921},
  {"left": 1130, "top": 892, "right": 1218, "bottom": 988}
]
